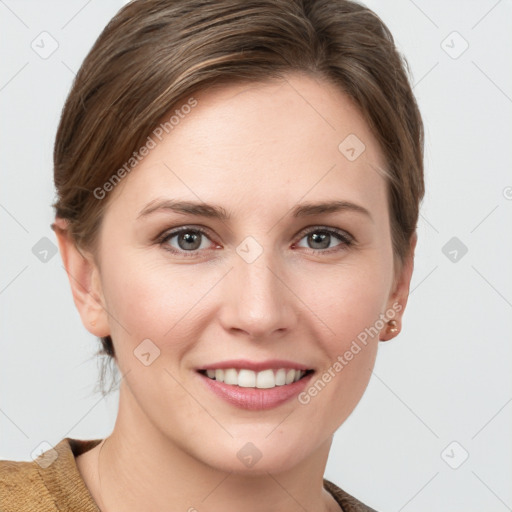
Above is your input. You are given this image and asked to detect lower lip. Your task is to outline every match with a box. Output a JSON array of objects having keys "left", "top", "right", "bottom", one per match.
[{"left": 197, "top": 371, "right": 314, "bottom": 410}]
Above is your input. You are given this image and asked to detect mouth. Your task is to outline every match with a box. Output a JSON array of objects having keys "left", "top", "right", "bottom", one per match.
[
  {"left": 195, "top": 359, "right": 317, "bottom": 409},
  {"left": 196, "top": 368, "right": 315, "bottom": 389}
]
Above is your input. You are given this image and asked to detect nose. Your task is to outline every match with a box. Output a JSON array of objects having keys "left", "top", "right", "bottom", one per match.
[{"left": 218, "top": 247, "right": 298, "bottom": 340}]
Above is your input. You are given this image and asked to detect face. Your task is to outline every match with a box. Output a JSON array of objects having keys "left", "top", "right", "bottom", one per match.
[{"left": 65, "top": 72, "right": 413, "bottom": 473}]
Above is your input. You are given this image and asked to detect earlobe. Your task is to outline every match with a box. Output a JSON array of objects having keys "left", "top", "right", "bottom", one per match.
[
  {"left": 52, "top": 217, "right": 110, "bottom": 337},
  {"left": 379, "top": 232, "right": 417, "bottom": 342}
]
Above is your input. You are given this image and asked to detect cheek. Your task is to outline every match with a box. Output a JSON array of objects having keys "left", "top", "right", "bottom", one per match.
[
  {"left": 101, "top": 256, "right": 214, "bottom": 360},
  {"left": 291, "top": 263, "right": 389, "bottom": 432},
  {"left": 292, "top": 255, "right": 392, "bottom": 341}
]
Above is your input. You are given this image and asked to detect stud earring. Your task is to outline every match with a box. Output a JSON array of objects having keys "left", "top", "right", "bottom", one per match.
[
  {"left": 91, "top": 319, "right": 96, "bottom": 327},
  {"left": 388, "top": 320, "right": 398, "bottom": 333}
]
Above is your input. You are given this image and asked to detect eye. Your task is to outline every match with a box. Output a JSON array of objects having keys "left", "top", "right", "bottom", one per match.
[
  {"left": 158, "top": 226, "right": 217, "bottom": 257},
  {"left": 293, "top": 226, "right": 354, "bottom": 254},
  {"left": 157, "top": 225, "right": 354, "bottom": 258}
]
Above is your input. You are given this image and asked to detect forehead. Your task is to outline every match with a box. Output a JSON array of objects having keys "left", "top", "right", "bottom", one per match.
[
  {"left": 104, "top": 73, "right": 387, "bottom": 219},
  {"left": 169, "top": 74, "right": 383, "bottom": 164}
]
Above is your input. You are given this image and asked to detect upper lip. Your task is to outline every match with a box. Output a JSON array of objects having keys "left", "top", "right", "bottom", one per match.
[{"left": 197, "top": 359, "right": 314, "bottom": 372}]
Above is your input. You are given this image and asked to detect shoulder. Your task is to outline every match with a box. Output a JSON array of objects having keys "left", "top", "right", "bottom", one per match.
[
  {"left": 0, "top": 457, "right": 53, "bottom": 511},
  {"left": 323, "top": 478, "right": 379, "bottom": 512},
  {"left": 0, "top": 437, "right": 103, "bottom": 512}
]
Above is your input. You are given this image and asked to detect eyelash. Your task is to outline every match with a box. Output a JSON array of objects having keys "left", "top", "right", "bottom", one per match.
[{"left": 156, "top": 225, "right": 355, "bottom": 258}]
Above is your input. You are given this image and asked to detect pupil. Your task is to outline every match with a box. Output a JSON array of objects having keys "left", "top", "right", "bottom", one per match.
[
  {"left": 179, "top": 232, "right": 201, "bottom": 250},
  {"left": 309, "top": 232, "right": 329, "bottom": 249}
]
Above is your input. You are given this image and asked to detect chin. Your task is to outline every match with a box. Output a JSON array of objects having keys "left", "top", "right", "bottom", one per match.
[{"left": 187, "top": 430, "right": 316, "bottom": 475}]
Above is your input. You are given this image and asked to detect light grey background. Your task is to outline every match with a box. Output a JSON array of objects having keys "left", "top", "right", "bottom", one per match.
[{"left": 1, "top": 1, "right": 511, "bottom": 511}]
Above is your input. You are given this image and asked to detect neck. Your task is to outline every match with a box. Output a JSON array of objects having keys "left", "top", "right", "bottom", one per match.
[{"left": 95, "top": 383, "right": 339, "bottom": 512}]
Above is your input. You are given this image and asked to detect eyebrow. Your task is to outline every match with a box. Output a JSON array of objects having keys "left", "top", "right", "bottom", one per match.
[{"left": 137, "top": 198, "right": 372, "bottom": 221}]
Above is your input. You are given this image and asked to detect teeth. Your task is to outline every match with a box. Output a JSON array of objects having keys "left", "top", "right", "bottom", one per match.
[
  {"left": 275, "top": 368, "right": 286, "bottom": 385},
  {"left": 224, "top": 368, "right": 238, "bottom": 385},
  {"left": 202, "top": 368, "right": 308, "bottom": 388},
  {"left": 256, "top": 369, "right": 274, "bottom": 389},
  {"left": 238, "top": 369, "right": 256, "bottom": 387}
]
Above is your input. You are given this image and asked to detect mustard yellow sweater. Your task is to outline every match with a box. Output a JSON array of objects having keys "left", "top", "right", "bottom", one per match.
[{"left": 0, "top": 438, "right": 377, "bottom": 511}]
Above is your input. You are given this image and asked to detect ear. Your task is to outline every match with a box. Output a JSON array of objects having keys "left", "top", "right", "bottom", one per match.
[
  {"left": 379, "top": 232, "right": 417, "bottom": 341},
  {"left": 52, "top": 217, "right": 110, "bottom": 338}
]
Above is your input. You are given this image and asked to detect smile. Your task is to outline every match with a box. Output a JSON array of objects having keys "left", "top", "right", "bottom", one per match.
[{"left": 197, "top": 368, "right": 315, "bottom": 389}]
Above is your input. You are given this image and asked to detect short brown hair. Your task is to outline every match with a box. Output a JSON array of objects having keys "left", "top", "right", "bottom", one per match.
[{"left": 51, "top": 0, "right": 424, "bottom": 395}]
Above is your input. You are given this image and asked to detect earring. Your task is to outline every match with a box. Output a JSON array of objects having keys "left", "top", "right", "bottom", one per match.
[
  {"left": 388, "top": 320, "right": 399, "bottom": 333},
  {"left": 91, "top": 319, "right": 96, "bottom": 327}
]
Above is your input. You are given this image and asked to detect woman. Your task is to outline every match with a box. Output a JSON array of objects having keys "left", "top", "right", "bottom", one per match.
[{"left": 0, "top": 0, "right": 423, "bottom": 510}]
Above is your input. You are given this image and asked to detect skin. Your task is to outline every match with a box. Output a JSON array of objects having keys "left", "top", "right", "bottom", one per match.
[{"left": 55, "top": 72, "right": 416, "bottom": 512}]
